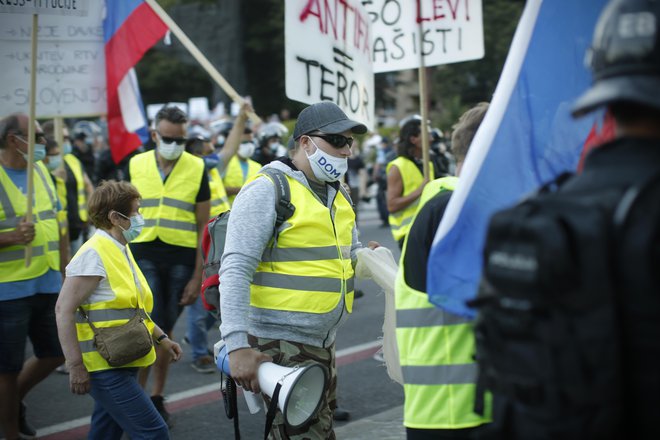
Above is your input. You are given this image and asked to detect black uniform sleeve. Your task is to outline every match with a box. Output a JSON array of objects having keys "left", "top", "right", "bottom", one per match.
[
  {"left": 196, "top": 170, "right": 210, "bottom": 202},
  {"left": 402, "top": 191, "right": 453, "bottom": 292}
]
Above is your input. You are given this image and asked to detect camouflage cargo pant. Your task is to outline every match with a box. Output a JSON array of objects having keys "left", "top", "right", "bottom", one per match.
[{"left": 248, "top": 335, "right": 336, "bottom": 440}]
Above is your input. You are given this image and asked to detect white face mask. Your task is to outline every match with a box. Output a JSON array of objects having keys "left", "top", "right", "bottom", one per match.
[
  {"left": 305, "top": 137, "right": 348, "bottom": 182},
  {"left": 158, "top": 140, "right": 184, "bottom": 160},
  {"left": 238, "top": 142, "right": 256, "bottom": 159}
]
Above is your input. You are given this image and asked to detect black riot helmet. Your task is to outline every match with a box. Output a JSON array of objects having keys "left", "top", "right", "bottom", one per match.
[{"left": 573, "top": 0, "right": 660, "bottom": 116}]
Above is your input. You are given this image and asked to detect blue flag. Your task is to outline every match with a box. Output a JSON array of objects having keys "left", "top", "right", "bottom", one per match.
[{"left": 427, "top": 0, "right": 608, "bottom": 318}]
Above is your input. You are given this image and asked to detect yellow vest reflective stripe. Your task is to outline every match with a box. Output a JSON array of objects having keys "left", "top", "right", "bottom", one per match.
[
  {"left": 250, "top": 174, "right": 355, "bottom": 314},
  {"left": 129, "top": 151, "right": 204, "bottom": 248},
  {"left": 386, "top": 157, "right": 435, "bottom": 241},
  {"left": 208, "top": 168, "right": 230, "bottom": 216},
  {"left": 0, "top": 163, "right": 60, "bottom": 281},
  {"left": 63, "top": 154, "right": 88, "bottom": 222},
  {"left": 223, "top": 156, "right": 262, "bottom": 205},
  {"left": 74, "top": 234, "right": 156, "bottom": 372},
  {"left": 395, "top": 178, "right": 491, "bottom": 429},
  {"left": 52, "top": 173, "right": 68, "bottom": 237}
]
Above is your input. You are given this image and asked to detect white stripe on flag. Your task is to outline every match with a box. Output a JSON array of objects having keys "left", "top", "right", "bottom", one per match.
[
  {"left": 432, "top": 0, "right": 543, "bottom": 247},
  {"left": 118, "top": 68, "right": 147, "bottom": 133}
]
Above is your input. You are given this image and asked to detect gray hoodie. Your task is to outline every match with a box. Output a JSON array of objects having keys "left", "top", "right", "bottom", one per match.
[{"left": 219, "top": 159, "right": 361, "bottom": 353}]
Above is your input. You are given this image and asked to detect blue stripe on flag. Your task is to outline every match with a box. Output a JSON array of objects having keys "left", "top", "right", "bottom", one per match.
[
  {"left": 103, "top": 0, "right": 144, "bottom": 43},
  {"left": 427, "top": 0, "right": 608, "bottom": 318}
]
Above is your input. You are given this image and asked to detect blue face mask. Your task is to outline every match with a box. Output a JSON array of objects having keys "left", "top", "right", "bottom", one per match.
[
  {"left": 62, "top": 141, "right": 73, "bottom": 155},
  {"left": 116, "top": 212, "right": 145, "bottom": 242},
  {"left": 45, "top": 154, "right": 62, "bottom": 172},
  {"left": 15, "top": 136, "right": 46, "bottom": 162},
  {"left": 203, "top": 153, "right": 220, "bottom": 171}
]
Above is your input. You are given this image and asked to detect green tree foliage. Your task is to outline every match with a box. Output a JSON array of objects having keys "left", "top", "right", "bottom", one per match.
[
  {"left": 241, "top": 0, "right": 305, "bottom": 118},
  {"left": 136, "top": 50, "right": 213, "bottom": 107},
  {"left": 431, "top": 0, "right": 524, "bottom": 129}
]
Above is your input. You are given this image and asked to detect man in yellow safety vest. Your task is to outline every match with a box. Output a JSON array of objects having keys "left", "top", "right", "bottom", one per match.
[
  {"left": 0, "top": 113, "right": 67, "bottom": 440},
  {"left": 396, "top": 103, "right": 491, "bottom": 439}
]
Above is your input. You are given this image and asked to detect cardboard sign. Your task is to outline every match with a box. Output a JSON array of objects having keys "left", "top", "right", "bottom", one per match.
[
  {"left": 0, "top": 1, "right": 104, "bottom": 118},
  {"left": 0, "top": 0, "right": 90, "bottom": 17},
  {"left": 363, "top": 0, "right": 484, "bottom": 73},
  {"left": 285, "top": 0, "right": 374, "bottom": 129},
  {"left": 188, "top": 96, "right": 210, "bottom": 121}
]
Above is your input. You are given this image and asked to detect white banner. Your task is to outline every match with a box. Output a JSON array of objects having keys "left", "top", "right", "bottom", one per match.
[
  {"left": 363, "top": 0, "right": 484, "bottom": 73},
  {"left": 0, "top": 1, "right": 105, "bottom": 118},
  {"left": 0, "top": 0, "right": 90, "bottom": 17},
  {"left": 285, "top": 0, "right": 374, "bottom": 129}
]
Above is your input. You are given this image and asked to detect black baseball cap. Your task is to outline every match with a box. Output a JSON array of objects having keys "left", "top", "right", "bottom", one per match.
[{"left": 293, "top": 102, "right": 367, "bottom": 140}]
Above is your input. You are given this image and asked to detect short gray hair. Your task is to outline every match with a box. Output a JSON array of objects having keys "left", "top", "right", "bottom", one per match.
[{"left": 0, "top": 114, "right": 21, "bottom": 149}]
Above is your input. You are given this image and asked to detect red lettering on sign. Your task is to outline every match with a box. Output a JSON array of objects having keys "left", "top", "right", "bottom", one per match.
[
  {"left": 417, "top": 0, "right": 471, "bottom": 23},
  {"left": 299, "top": 0, "right": 370, "bottom": 54},
  {"left": 300, "top": 0, "right": 324, "bottom": 33}
]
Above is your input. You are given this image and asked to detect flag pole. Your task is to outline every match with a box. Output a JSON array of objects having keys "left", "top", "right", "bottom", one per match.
[
  {"left": 144, "top": 0, "right": 261, "bottom": 124},
  {"left": 417, "top": 6, "right": 431, "bottom": 181},
  {"left": 25, "top": 13, "right": 39, "bottom": 266}
]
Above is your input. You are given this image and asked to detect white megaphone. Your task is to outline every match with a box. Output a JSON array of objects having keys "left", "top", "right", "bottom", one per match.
[{"left": 215, "top": 340, "right": 327, "bottom": 429}]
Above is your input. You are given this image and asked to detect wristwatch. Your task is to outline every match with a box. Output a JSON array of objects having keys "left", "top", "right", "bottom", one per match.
[{"left": 155, "top": 333, "right": 169, "bottom": 345}]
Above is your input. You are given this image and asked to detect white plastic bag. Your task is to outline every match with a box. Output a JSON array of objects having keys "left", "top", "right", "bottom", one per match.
[{"left": 355, "top": 247, "right": 403, "bottom": 385}]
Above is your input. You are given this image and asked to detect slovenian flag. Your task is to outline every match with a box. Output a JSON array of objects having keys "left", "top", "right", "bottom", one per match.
[
  {"left": 103, "top": 0, "right": 168, "bottom": 164},
  {"left": 426, "top": 0, "right": 609, "bottom": 318}
]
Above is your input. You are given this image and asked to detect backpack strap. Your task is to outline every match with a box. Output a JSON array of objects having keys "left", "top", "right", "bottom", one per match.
[{"left": 260, "top": 168, "right": 295, "bottom": 228}]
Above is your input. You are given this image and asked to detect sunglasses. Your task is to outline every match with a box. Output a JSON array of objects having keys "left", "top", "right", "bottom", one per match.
[
  {"left": 309, "top": 133, "right": 354, "bottom": 149},
  {"left": 157, "top": 132, "right": 187, "bottom": 145}
]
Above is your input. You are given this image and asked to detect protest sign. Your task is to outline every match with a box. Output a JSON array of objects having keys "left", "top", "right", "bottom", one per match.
[
  {"left": 285, "top": 0, "right": 374, "bottom": 128},
  {"left": 0, "top": 0, "right": 89, "bottom": 16},
  {"left": 0, "top": 0, "right": 104, "bottom": 118},
  {"left": 188, "top": 96, "right": 210, "bottom": 121},
  {"left": 363, "top": 0, "right": 484, "bottom": 73}
]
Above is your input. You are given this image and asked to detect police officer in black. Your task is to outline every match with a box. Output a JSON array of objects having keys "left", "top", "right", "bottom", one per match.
[
  {"left": 570, "top": 0, "right": 660, "bottom": 436},
  {"left": 475, "top": 0, "right": 660, "bottom": 438}
]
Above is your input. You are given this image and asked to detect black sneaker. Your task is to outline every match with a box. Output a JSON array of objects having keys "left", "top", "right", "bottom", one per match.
[
  {"left": 333, "top": 407, "right": 350, "bottom": 421},
  {"left": 19, "top": 401, "right": 36, "bottom": 439},
  {"left": 150, "top": 395, "right": 172, "bottom": 428}
]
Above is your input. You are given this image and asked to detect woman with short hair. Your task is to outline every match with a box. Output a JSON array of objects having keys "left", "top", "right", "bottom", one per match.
[{"left": 55, "top": 180, "right": 182, "bottom": 440}]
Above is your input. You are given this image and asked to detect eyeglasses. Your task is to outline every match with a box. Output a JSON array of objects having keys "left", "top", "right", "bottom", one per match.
[
  {"left": 309, "top": 133, "right": 354, "bottom": 149},
  {"left": 157, "top": 132, "right": 187, "bottom": 145},
  {"left": 13, "top": 132, "right": 46, "bottom": 143}
]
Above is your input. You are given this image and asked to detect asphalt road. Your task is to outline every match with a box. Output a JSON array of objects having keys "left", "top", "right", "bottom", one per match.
[{"left": 7, "top": 199, "right": 406, "bottom": 440}]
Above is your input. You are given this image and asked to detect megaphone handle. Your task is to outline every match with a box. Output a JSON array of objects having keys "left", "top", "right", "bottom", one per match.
[{"left": 263, "top": 382, "right": 283, "bottom": 440}]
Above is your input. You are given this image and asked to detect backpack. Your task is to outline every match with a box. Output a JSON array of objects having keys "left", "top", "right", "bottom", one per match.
[
  {"left": 200, "top": 168, "right": 295, "bottom": 319},
  {"left": 470, "top": 169, "right": 660, "bottom": 440}
]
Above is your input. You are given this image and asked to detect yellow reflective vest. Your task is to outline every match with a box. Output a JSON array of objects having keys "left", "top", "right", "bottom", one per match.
[
  {"left": 208, "top": 168, "right": 230, "bottom": 216},
  {"left": 386, "top": 156, "right": 435, "bottom": 242},
  {"left": 223, "top": 156, "right": 261, "bottom": 205},
  {"left": 52, "top": 173, "right": 68, "bottom": 237},
  {"left": 395, "top": 177, "right": 492, "bottom": 429},
  {"left": 63, "top": 154, "right": 88, "bottom": 222},
  {"left": 0, "top": 163, "right": 60, "bottom": 282},
  {"left": 249, "top": 173, "right": 356, "bottom": 314},
  {"left": 129, "top": 150, "right": 205, "bottom": 249},
  {"left": 73, "top": 233, "right": 156, "bottom": 372}
]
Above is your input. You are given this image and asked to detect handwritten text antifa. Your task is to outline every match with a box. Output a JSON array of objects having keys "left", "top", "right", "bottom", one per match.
[
  {"left": 296, "top": 0, "right": 372, "bottom": 121},
  {"left": 367, "top": 0, "right": 472, "bottom": 63}
]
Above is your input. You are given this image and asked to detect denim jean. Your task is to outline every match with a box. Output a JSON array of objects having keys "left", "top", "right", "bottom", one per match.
[
  {"left": 185, "top": 295, "right": 217, "bottom": 360},
  {"left": 136, "top": 259, "right": 193, "bottom": 332},
  {"left": 88, "top": 368, "right": 169, "bottom": 440}
]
